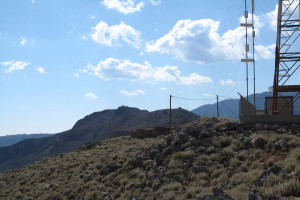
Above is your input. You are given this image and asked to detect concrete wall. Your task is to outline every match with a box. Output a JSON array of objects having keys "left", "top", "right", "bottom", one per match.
[
  {"left": 240, "top": 115, "right": 300, "bottom": 124},
  {"left": 265, "top": 97, "right": 293, "bottom": 116},
  {"left": 240, "top": 95, "right": 256, "bottom": 116}
]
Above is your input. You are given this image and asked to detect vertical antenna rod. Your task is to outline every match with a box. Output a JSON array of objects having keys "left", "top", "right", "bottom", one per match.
[
  {"left": 169, "top": 95, "right": 172, "bottom": 128},
  {"left": 252, "top": 0, "right": 256, "bottom": 107},
  {"left": 241, "top": 0, "right": 254, "bottom": 101},
  {"left": 245, "top": 0, "right": 249, "bottom": 101},
  {"left": 217, "top": 95, "right": 219, "bottom": 117}
]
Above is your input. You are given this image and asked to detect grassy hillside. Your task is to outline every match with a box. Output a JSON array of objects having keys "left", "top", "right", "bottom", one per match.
[{"left": 0, "top": 117, "right": 300, "bottom": 199}]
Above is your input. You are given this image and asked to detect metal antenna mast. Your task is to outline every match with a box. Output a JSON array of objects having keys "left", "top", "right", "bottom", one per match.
[
  {"left": 251, "top": 0, "right": 256, "bottom": 107},
  {"left": 241, "top": 0, "right": 254, "bottom": 101},
  {"left": 272, "top": 0, "right": 300, "bottom": 114}
]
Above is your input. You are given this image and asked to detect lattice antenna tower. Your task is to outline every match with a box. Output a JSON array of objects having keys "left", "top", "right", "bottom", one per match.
[
  {"left": 272, "top": 0, "right": 300, "bottom": 114},
  {"left": 241, "top": 0, "right": 256, "bottom": 105}
]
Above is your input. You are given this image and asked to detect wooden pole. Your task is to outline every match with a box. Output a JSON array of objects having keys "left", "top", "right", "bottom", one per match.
[
  {"left": 217, "top": 95, "right": 219, "bottom": 117},
  {"left": 170, "top": 95, "right": 172, "bottom": 128}
]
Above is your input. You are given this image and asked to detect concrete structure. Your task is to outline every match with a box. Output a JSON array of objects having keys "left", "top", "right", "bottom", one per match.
[
  {"left": 265, "top": 97, "right": 293, "bottom": 116},
  {"left": 239, "top": 95, "right": 300, "bottom": 124}
]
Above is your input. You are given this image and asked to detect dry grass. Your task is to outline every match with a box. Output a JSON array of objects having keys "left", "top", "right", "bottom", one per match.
[{"left": 1, "top": 126, "right": 300, "bottom": 199}]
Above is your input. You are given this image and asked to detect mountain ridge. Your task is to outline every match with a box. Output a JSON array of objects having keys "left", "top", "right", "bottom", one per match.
[
  {"left": 0, "top": 134, "right": 53, "bottom": 147},
  {"left": 0, "top": 106, "right": 199, "bottom": 172}
]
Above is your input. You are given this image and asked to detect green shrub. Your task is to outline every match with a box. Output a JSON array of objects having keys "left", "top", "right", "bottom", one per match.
[
  {"left": 211, "top": 168, "right": 225, "bottom": 179},
  {"left": 220, "top": 136, "right": 233, "bottom": 147},
  {"left": 221, "top": 146, "right": 234, "bottom": 157},
  {"left": 206, "top": 146, "right": 217, "bottom": 154},
  {"left": 172, "top": 151, "right": 194, "bottom": 161},
  {"left": 235, "top": 150, "right": 248, "bottom": 161},
  {"left": 213, "top": 117, "right": 235, "bottom": 130},
  {"left": 269, "top": 179, "right": 300, "bottom": 196}
]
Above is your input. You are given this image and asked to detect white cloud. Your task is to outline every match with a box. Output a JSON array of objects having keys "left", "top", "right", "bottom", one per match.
[
  {"left": 220, "top": 79, "right": 235, "bottom": 86},
  {"left": 85, "top": 92, "right": 98, "bottom": 99},
  {"left": 102, "top": 0, "right": 143, "bottom": 14},
  {"left": 36, "top": 67, "right": 45, "bottom": 74},
  {"left": 239, "top": 13, "right": 264, "bottom": 29},
  {"left": 145, "top": 15, "right": 273, "bottom": 63},
  {"left": 0, "top": 60, "right": 30, "bottom": 72},
  {"left": 81, "top": 35, "right": 88, "bottom": 40},
  {"left": 120, "top": 89, "right": 145, "bottom": 96},
  {"left": 83, "top": 57, "right": 212, "bottom": 85},
  {"left": 74, "top": 73, "right": 80, "bottom": 77},
  {"left": 31, "top": 0, "right": 35, "bottom": 3},
  {"left": 255, "top": 44, "right": 275, "bottom": 59},
  {"left": 160, "top": 87, "right": 167, "bottom": 91},
  {"left": 90, "top": 15, "right": 95, "bottom": 20},
  {"left": 149, "top": 0, "right": 161, "bottom": 5},
  {"left": 265, "top": 2, "right": 299, "bottom": 31},
  {"left": 265, "top": 5, "right": 278, "bottom": 31},
  {"left": 90, "top": 21, "right": 140, "bottom": 48},
  {"left": 146, "top": 19, "right": 236, "bottom": 63},
  {"left": 20, "top": 37, "right": 28, "bottom": 46},
  {"left": 0, "top": 60, "right": 14, "bottom": 66},
  {"left": 203, "top": 93, "right": 213, "bottom": 97}
]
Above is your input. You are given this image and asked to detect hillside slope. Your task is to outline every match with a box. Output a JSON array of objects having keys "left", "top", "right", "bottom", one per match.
[
  {"left": 1, "top": 117, "right": 299, "bottom": 199},
  {"left": 0, "top": 134, "right": 53, "bottom": 147},
  {"left": 0, "top": 106, "right": 198, "bottom": 172}
]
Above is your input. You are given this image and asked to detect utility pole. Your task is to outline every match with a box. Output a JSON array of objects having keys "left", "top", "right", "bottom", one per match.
[
  {"left": 217, "top": 95, "right": 219, "bottom": 117},
  {"left": 169, "top": 95, "right": 172, "bottom": 128}
]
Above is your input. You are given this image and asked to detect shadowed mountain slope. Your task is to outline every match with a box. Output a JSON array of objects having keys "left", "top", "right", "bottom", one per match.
[
  {"left": 0, "top": 106, "right": 198, "bottom": 172},
  {"left": 0, "top": 134, "right": 52, "bottom": 147}
]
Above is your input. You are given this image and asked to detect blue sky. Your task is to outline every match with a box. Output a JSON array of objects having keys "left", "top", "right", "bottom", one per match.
[{"left": 0, "top": 0, "right": 298, "bottom": 135}]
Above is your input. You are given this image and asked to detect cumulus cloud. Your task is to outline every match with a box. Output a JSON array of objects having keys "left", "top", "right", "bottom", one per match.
[
  {"left": 85, "top": 92, "right": 98, "bottom": 99},
  {"left": 160, "top": 87, "right": 167, "bottom": 91},
  {"left": 146, "top": 19, "right": 223, "bottom": 63},
  {"left": 102, "top": 0, "right": 143, "bottom": 14},
  {"left": 83, "top": 57, "right": 212, "bottom": 85},
  {"left": 265, "top": 4, "right": 278, "bottom": 31},
  {"left": 146, "top": 14, "right": 274, "bottom": 63},
  {"left": 255, "top": 44, "right": 275, "bottom": 59},
  {"left": 0, "top": 60, "right": 30, "bottom": 72},
  {"left": 20, "top": 37, "right": 28, "bottom": 46},
  {"left": 220, "top": 79, "right": 235, "bottom": 86},
  {"left": 90, "top": 21, "right": 140, "bottom": 48},
  {"left": 36, "top": 66, "right": 45, "bottom": 74},
  {"left": 120, "top": 89, "right": 145, "bottom": 96}
]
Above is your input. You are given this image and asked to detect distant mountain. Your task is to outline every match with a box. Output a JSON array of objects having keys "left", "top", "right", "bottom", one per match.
[
  {"left": 0, "top": 106, "right": 199, "bottom": 172},
  {"left": 192, "top": 92, "right": 300, "bottom": 120},
  {"left": 0, "top": 134, "right": 53, "bottom": 147}
]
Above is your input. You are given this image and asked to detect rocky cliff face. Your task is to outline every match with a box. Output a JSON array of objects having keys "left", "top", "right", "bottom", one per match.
[
  {"left": 1, "top": 117, "right": 299, "bottom": 199},
  {"left": 0, "top": 106, "right": 199, "bottom": 172}
]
